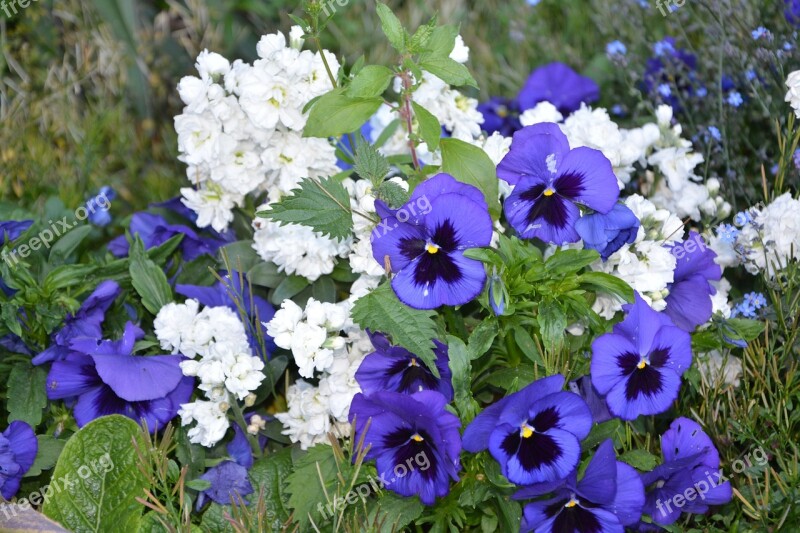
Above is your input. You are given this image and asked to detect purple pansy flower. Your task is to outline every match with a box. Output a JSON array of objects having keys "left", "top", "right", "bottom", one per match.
[
  {"left": 478, "top": 97, "right": 522, "bottom": 136},
  {"left": 568, "top": 375, "right": 613, "bottom": 424},
  {"left": 462, "top": 375, "right": 592, "bottom": 485},
  {"left": 0, "top": 220, "right": 33, "bottom": 245},
  {"left": 517, "top": 62, "right": 599, "bottom": 114},
  {"left": 32, "top": 280, "right": 121, "bottom": 365},
  {"left": 176, "top": 271, "right": 276, "bottom": 356},
  {"left": 46, "top": 322, "right": 194, "bottom": 430},
  {"left": 515, "top": 439, "right": 644, "bottom": 532},
  {"left": 591, "top": 293, "right": 692, "bottom": 421},
  {"left": 355, "top": 332, "right": 452, "bottom": 400},
  {"left": 642, "top": 417, "right": 731, "bottom": 526},
  {"left": 371, "top": 173, "right": 493, "bottom": 310},
  {"left": 575, "top": 203, "right": 640, "bottom": 260},
  {"left": 348, "top": 390, "right": 461, "bottom": 505},
  {"left": 664, "top": 231, "right": 722, "bottom": 332},
  {"left": 0, "top": 421, "right": 38, "bottom": 500},
  {"left": 196, "top": 425, "right": 255, "bottom": 509},
  {"left": 498, "top": 123, "right": 619, "bottom": 244},
  {"left": 108, "top": 212, "right": 227, "bottom": 261},
  {"left": 85, "top": 186, "right": 115, "bottom": 227}
]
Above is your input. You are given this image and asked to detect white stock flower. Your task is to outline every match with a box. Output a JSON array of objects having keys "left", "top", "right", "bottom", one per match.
[{"left": 785, "top": 70, "right": 800, "bottom": 118}]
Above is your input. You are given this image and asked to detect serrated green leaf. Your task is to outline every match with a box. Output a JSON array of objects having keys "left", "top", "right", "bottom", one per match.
[
  {"left": 422, "top": 24, "right": 460, "bottom": 58},
  {"left": 411, "top": 101, "right": 441, "bottom": 151},
  {"left": 259, "top": 177, "right": 353, "bottom": 241},
  {"left": 353, "top": 135, "right": 390, "bottom": 185},
  {"left": 440, "top": 138, "right": 500, "bottom": 219},
  {"left": 249, "top": 447, "right": 293, "bottom": 525},
  {"left": 285, "top": 445, "right": 339, "bottom": 530},
  {"left": 374, "top": 180, "right": 410, "bottom": 208},
  {"left": 7, "top": 361, "right": 47, "bottom": 426},
  {"left": 130, "top": 239, "right": 172, "bottom": 315},
  {"left": 376, "top": 3, "right": 405, "bottom": 51},
  {"left": 368, "top": 492, "right": 424, "bottom": 532},
  {"left": 42, "top": 415, "right": 149, "bottom": 533},
  {"left": 347, "top": 65, "right": 394, "bottom": 98},
  {"left": 447, "top": 335, "right": 478, "bottom": 423},
  {"left": 418, "top": 56, "right": 477, "bottom": 87},
  {"left": 304, "top": 90, "right": 383, "bottom": 138},
  {"left": 351, "top": 283, "right": 439, "bottom": 377},
  {"left": 618, "top": 449, "right": 660, "bottom": 471}
]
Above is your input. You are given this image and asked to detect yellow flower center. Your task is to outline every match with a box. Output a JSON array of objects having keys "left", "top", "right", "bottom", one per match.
[
  {"left": 565, "top": 498, "right": 578, "bottom": 508},
  {"left": 637, "top": 358, "right": 648, "bottom": 369},
  {"left": 520, "top": 423, "right": 535, "bottom": 439},
  {"left": 410, "top": 433, "right": 424, "bottom": 442},
  {"left": 426, "top": 243, "right": 440, "bottom": 254},
  {"left": 409, "top": 358, "right": 418, "bottom": 367},
  {"left": 543, "top": 188, "right": 555, "bottom": 197}
]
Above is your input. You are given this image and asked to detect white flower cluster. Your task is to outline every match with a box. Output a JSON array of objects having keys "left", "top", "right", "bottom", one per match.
[
  {"left": 369, "top": 36, "right": 483, "bottom": 162},
  {"left": 155, "top": 300, "right": 265, "bottom": 447},
  {"left": 591, "top": 194, "right": 685, "bottom": 318},
  {"left": 174, "top": 30, "right": 340, "bottom": 231},
  {"left": 267, "top": 298, "right": 372, "bottom": 449},
  {"left": 785, "top": 69, "right": 800, "bottom": 118}
]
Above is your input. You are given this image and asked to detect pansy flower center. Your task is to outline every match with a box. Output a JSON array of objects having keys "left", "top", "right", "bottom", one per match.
[
  {"left": 410, "top": 433, "right": 424, "bottom": 442},
  {"left": 637, "top": 357, "right": 650, "bottom": 369},
  {"left": 543, "top": 187, "right": 555, "bottom": 197},
  {"left": 564, "top": 495, "right": 579, "bottom": 508},
  {"left": 426, "top": 242, "right": 440, "bottom": 254},
  {"left": 409, "top": 357, "right": 419, "bottom": 367},
  {"left": 520, "top": 422, "right": 535, "bottom": 438}
]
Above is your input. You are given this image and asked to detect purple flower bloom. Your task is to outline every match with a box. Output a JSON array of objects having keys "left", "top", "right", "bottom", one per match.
[
  {"left": 462, "top": 375, "right": 592, "bottom": 485},
  {"left": 0, "top": 220, "right": 33, "bottom": 245},
  {"left": 108, "top": 212, "right": 227, "bottom": 261},
  {"left": 786, "top": 0, "right": 800, "bottom": 25},
  {"left": 488, "top": 271, "right": 506, "bottom": 316},
  {"left": 478, "top": 97, "right": 521, "bottom": 136},
  {"left": 642, "top": 417, "right": 731, "bottom": 525},
  {"left": 591, "top": 293, "right": 692, "bottom": 420},
  {"left": 664, "top": 232, "right": 721, "bottom": 331},
  {"left": 33, "top": 280, "right": 121, "bottom": 365},
  {"left": 568, "top": 375, "right": 613, "bottom": 424},
  {"left": 575, "top": 203, "right": 640, "bottom": 260},
  {"left": 371, "top": 173, "right": 493, "bottom": 310},
  {"left": 727, "top": 91, "right": 743, "bottom": 107},
  {"left": 196, "top": 425, "right": 255, "bottom": 509},
  {"left": 177, "top": 271, "right": 276, "bottom": 356},
  {"left": 498, "top": 123, "right": 619, "bottom": 244},
  {"left": 85, "top": 186, "right": 115, "bottom": 227},
  {"left": 606, "top": 40, "right": 627, "bottom": 58},
  {"left": 46, "top": 322, "right": 194, "bottom": 430},
  {"left": 517, "top": 63, "right": 599, "bottom": 114},
  {"left": 0, "top": 421, "right": 37, "bottom": 500},
  {"left": 515, "top": 440, "right": 644, "bottom": 532},
  {"left": 348, "top": 390, "right": 461, "bottom": 504},
  {"left": 355, "top": 332, "right": 453, "bottom": 400}
]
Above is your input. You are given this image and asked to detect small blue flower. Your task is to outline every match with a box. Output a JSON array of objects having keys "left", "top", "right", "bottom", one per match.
[
  {"left": 751, "top": 26, "right": 769, "bottom": 40},
  {"left": 716, "top": 223, "right": 739, "bottom": 244},
  {"left": 793, "top": 149, "right": 800, "bottom": 170},
  {"left": 771, "top": 163, "right": 780, "bottom": 175},
  {"left": 784, "top": 41, "right": 793, "bottom": 51},
  {"left": 526, "top": 0, "right": 541, "bottom": 5},
  {"left": 653, "top": 39, "right": 675, "bottom": 57},
  {"left": 708, "top": 126, "right": 721, "bottom": 141},
  {"left": 658, "top": 83, "right": 672, "bottom": 97},
  {"left": 727, "top": 91, "right": 743, "bottom": 107},
  {"left": 745, "top": 69, "right": 757, "bottom": 81},
  {"left": 731, "top": 300, "right": 756, "bottom": 318},
  {"left": 85, "top": 186, "right": 115, "bottom": 227},
  {"left": 744, "top": 292, "right": 767, "bottom": 309},
  {"left": 733, "top": 210, "right": 753, "bottom": 227},
  {"left": 606, "top": 40, "right": 627, "bottom": 57},
  {"left": 696, "top": 86, "right": 708, "bottom": 98},
  {"left": 611, "top": 104, "right": 625, "bottom": 116}
]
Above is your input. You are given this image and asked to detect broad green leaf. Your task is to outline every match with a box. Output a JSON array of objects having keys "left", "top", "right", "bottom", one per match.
[
  {"left": 447, "top": 335, "right": 479, "bottom": 423},
  {"left": 375, "top": 3, "right": 405, "bottom": 51},
  {"left": 258, "top": 177, "right": 353, "bottom": 241},
  {"left": 26, "top": 435, "right": 67, "bottom": 477},
  {"left": 347, "top": 65, "right": 394, "bottom": 98},
  {"left": 249, "top": 447, "right": 294, "bottom": 525},
  {"left": 578, "top": 271, "right": 634, "bottom": 301},
  {"left": 418, "top": 56, "right": 477, "bottom": 88},
  {"left": 43, "top": 265, "right": 98, "bottom": 291},
  {"left": 512, "top": 327, "right": 544, "bottom": 366},
  {"left": 581, "top": 419, "right": 622, "bottom": 451},
  {"left": 619, "top": 449, "right": 660, "bottom": 471},
  {"left": 42, "top": 415, "right": 149, "bottom": 532},
  {"left": 440, "top": 138, "right": 500, "bottom": 219},
  {"left": 247, "top": 261, "right": 284, "bottom": 289},
  {"left": 537, "top": 301, "right": 567, "bottom": 350},
  {"left": 219, "top": 240, "right": 260, "bottom": 272},
  {"left": 468, "top": 318, "right": 498, "bottom": 360},
  {"left": 368, "top": 492, "right": 424, "bottom": 533},
  {"left": 421, "top": 24, "right": 459, "bottom": 58},
  {"left": 351, "top": 283, "right": 440, "bottom": 377},
  {"left": 411, "top": 101, "right": 442, "bottom": 151},
  {"left": 271, "top": 275, "right": 310, "bottom": 305},
  {"left": 285, "top": 445, "right": 339, "bottom": 530},
  {"left": 130, "top": 239, "right": 172, "bottom": 315},
  {"left": 48, "top": 225, "right": 93, "bottom": 264},
  {"left": 312, "top": 276, "right": 336, "bottom": 302},
  {"left": 544, "top": 248, "right": 599, "bottom": 274},
  {"left": 725, "top": 318, "right": 765, "bottom": 342},
  {"left": 304, "top": 90, "right": 383, "bottom": 138},
  {"left": 7, "top": 361, "right": 47, "bottom": 426}
]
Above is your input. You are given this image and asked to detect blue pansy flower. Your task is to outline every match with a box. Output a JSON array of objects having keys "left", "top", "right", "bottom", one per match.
[
  {"left": 591, "top": 293, "right": 692, "bottom": 420},
  {"left": 0, "top": 220, "right": 33, "bottom": 245},
  {"left": 46, "top": 322, "right": 194, "bottom": 430},
  {"left": 462, "top": 375, "right": 592, "bottom": 485},
  {"left": 568, "top": 375, "right": 613, "bottom": 424},
  {"left": 371, "top": 173, "right": 493, "bottom": 310},
  {"left": 664, "top": 231, "right": 722, "bottom": 331},
  {"left": 641, "top": 417, "right": 731, "bottom": 526},
  {"left": 108, "top": 212, "right": 228, "bottom": 261},
  {"left": 478, "top": 97, "right": 522, "bottom": 136},
  {"left": 498, "top": 123, "right": 619, "bottom": 244},
  {"left": 517, "top": 63, "right": 599, "bottom": 115},
  {"left": 575, "top": 203, "right": 640, "bottom": 261},
  {"left": 0, "top": 421, "right": 37, "bottom": 500},
  {"left": 196, "top": 425, "right": 255, "bottom": 509},
  {"left": 355, "top": 332, "right": 453, "bottom": 400},
  {"left": 515, "top": 439, "right": 645, "bottom": 532},
  {"left": 32, "top": 280, "right": 121, "bottom": 365},
  {"left": 349, "top": 390, "right": 461, "bottom": 505}
]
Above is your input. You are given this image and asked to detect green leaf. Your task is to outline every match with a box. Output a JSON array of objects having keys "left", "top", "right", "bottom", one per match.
[
  {"left": 185, "top": 479, "right": 212, "bottom": 491},
  {"left": 44, "top": 265, "right": 98, "bottom": 291},
  {"left": 285, "top": 445, "right": 339, "bottom": 531},
  {"left": 376, "top": 3, "right": 405, "bottom": 51},
  {"left": 312, "top": 276, "right": 337, "bottom": 302},
  {"left": 537, "top": 301, "right": 567, "bottom": 350},
  {"left": 581, "top": 419, "right": 622, "bottom": 451},
  {"left": 219, "top": 240, "right": 260, "bottom": 272},
  {"left": 418, "top": 56, "right": 477, "bottom": 87},
  {"left": 175, "top": 426, "right": 206, "bottom": 479},
  {"left": 247, "top": 261, "right": 284, "bottom": 289},
  {"left": 422, "top": 24, "right": 459, "bottom": 58},
  {"left": 26, "top": 435, "right": 67, "bottom": 478},
  {"left": 353, "top": 135, "right": 390, "bottom": 185},
  {"left": 271, "top": 275, "right": 310, "bottom": 305},
  {"left": 447, "top": 335, "right": 478, "bottom": 423},
  {"left": 725, "top": 318, "right": 765, "bottom": 342},
  {"left": 512, "top": 327, "right": 544, "bottom": 367},
  {"left": 7, "top": 361, "right": 47, "bottom": 426},
  {"left": 369, "top": 492, "right": 424, "bottom": 532},
  {"left": 373, "top": 180, "right": 410, "bottom": 208},
  {"left": 468, "top": 318, "right": 498, "bottom": 360},
  {"left": 618, "top": 449, "right": 660, "bottom": 471},
  {"left": 258, "top": 177, "right": 353, "bottom": 241},
  {"left": 544, "top": 249, "right": 599, "bottom": 274},
  {"left": 440, "top": 138, "right": 500, "bottom": 219},
  {"left": 304, "top": 90, "right": 383, "bottom": 138},
  {"left": 411, "top": 101, "right": 442, "bottom": 151},
  {"left": 249, "top": 447, "right": 293, "bottom": 525},
  {"left": 462, "top": 247, "right": 504, "bottom": 268},
  {"left": 130, "top": 239, "right": 173, "bottom": 315},
  {"left": 49, "top": 225, "right": 93, "bottom": 264},
  {"left": 347, "top": 65, "right": 394, "bottom": 98},
  {"left": 578, "top": 271, "right": 634, "bottom": 301},
  {"left": 42, "top": 415, "right": 149, "bottom": 532},
  {"left": 351, "top": 283, "right": 440, "bottom": 377}
]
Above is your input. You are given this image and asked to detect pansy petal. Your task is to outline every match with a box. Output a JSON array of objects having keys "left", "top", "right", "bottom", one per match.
[
  {"left": 5, "top": 421, "right": 38, "bottom": 474},
  {"left": 46, "top": 356, "right": 99, "bottom": 400},
  {"left": 664, "top": 274, "right": 714, "bottom": 331},
  {"left": 649, "top": 327, "right": 692, "bottom": 376},
  {"left": 660, "top": 417, "right": 718, "bottom": 465},
  {"left": 576, "top": 439, "right": 618, "bottom": 505},
  {"left": 605, "top": 367, "right": 681, "bottom": 420},
  {"left": 498, "top": 124, "right": 570, "bottom": 187},
  {"left": 370, "top": 216, "right": 426, "bottom": 273},
  {"left": 490, "top": 424, "right": 581, "bottom": 485},
  {"left": 505, "top": 185, "right": 580, "bottom": 244},
  {"left": 555, "top": 147, "right": 619, "bottom": 213},
  {"left": 590, "top": 333, "right": 638, "bottom": 395},
  {"left": 611, "top": 462, "right": 645, "bottom": 526},
  {"left": 93, "top": 354, "right": 185, "bottom": 402},
  {"left": 391, "top": 249, "right": 486, "bottom": 309},
  {"left": 614, "top": 292, "right": 675, "bottom": 355},
  {"left": 521, "top": 497, "right": 562, "bottom": 533},
  {"left": 412, "top": 173, "right": 489, "bottom": 213}
]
